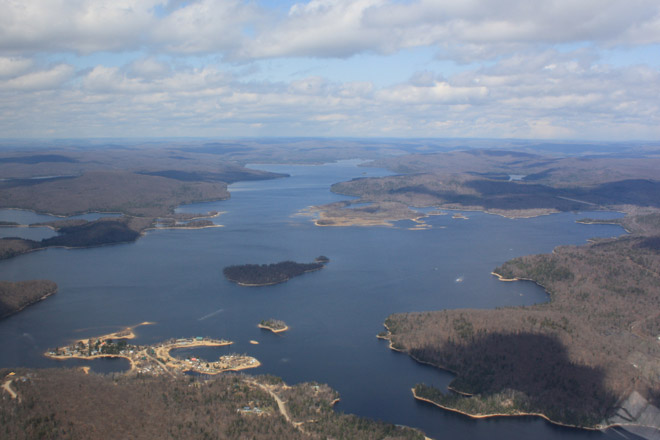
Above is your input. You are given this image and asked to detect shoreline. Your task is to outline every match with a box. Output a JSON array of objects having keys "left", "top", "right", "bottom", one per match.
[
  {"left": 314, "top": 217, "right": 396, "bottom": 227},
  {"left": 258, "top": 323, "right": 289, "bottom": 333},
  {"left": 0, "top": 207, "right": 124, "bottom": 219},
  {"left": 378, "top": 326, "right": 459, "bottom": 374},
  {"left": 234, "top": 280, "right": 286, "bottom": 287},
  {"left": 575, "top": 219, "right": 632, "bottom": 234},
  {"left": 304, "top": 199, "right": 592, "bottom": 229},
  {"left": 45, "top": 334, "right": 262, "bottom": 376},
  {"left": 227, "top": 266, "right": 324, "bottom": 287},
  {"left": 73, "top": 321, "right": 156, "bottom": 345},
  {"left": 491, "top": 271, "right": 551, "bottom": 295},
  {"left": 411, "top": 388, "right": 612, "bottom": 430},
  {"left": 385, "top": 263, "right": 655, "bottom": 434},
  {"left": 212, "top": 359, "right": 262, "bottom": 373},
  {"left": 146, "top": 224, "right": 223, "bottom": 231},
  {"left": 0, "top": 286, "right": 58, "bottom": 319},
  {"left": 490, "top": 271, "right": 520, "bottom": 282},
  {"left": 380, "top": 324, "right": 612, "bottom": 431}
]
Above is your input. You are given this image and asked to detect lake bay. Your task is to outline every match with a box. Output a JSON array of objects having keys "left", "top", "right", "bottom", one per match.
[{"left": 0, "top": 161, "right": 632, "bottom": 439}]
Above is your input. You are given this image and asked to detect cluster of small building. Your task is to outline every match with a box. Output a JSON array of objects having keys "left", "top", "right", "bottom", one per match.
[
  {"left": 238, "top": 405, "right": 265, "bottom": 415},
  {"left": 177, "top": 354, "right": 259, "bottom": 374},
  {"left": 45, "top": 335, "right": 259, "bottom": 377}
]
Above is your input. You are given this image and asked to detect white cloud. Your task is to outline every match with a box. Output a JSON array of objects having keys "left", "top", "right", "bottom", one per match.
[
  {"left": 82, "top": 64, "right": 232, "bottom": 94},
  {"left": 288, "top": 76, "right": 329, "bottom": 95},
  {"left": 1, "top": 50, "right": 659, "bottom": 140},
  {"left": 311, "top": 113, "right": 349, "bottom": 122},
  {"left": 1, "top": 64, "right": 74, "bottom": 91},
  {"left": 377, "top": 81, "right": 488, "bottom": 104},
  {"left": 0, "top": 57, "right": 33, "bottom": 78},
  {"left": 0, "top": 1, "right": 658, "bottom": 140},
  {"left": 128, "top": 57, "right": 171, "bottom": 79},
  {"left": 239, "top": 0, "right": 386, "bottom": 59},
  {"left": 1, "top": 0, "right": 658, "bottom": 60},
  {"left": 151, "top": 0, "right": 260, "bottom": 54},
  {"left": 238, "top": 0, "right": 660, "bottom": 60},
  {"left": 0, "top": 0, "right": 160, "bottom": 54}
]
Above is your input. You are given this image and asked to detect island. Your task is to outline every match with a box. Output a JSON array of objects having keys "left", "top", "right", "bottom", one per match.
[
  {"left": 258, "top": 319, "right": 289, "bottom": 333},
  {"left": 223, "top": 257, "right": 329, "bottom": 286},
  {"left": 0, "top": 280, "right": 58, "bottom": 319},
  {"left": 45, "top": 324, "right": 259, "bottom": 376},
  {"left": 380, "top": 212, "right": 660, "bottom": 430}
]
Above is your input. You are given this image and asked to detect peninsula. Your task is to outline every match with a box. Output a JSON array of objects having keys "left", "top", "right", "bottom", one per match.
[
  {"left": 0, "top": 280, "right": 58, "bottom": 318},
  {"left": 223, "top": 257, "right": 329, "bottom": 286},
  {"left": 380, "top": 212, "right": 660, "bottom": 430},
  {"left": 45, "top": 326, "right": 259, "bottom": 376}
]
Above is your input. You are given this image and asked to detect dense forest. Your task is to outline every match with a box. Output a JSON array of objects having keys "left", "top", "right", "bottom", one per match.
[
  {"left": 41, "top": 218, "right": 143, "bottom": 248},
  {"left": 0, "top": 369, "right": 423, "bottom": 440},
  {"left": 223, "top": 257, "right": 329, "bottom": 286},
  {"left": 0, "top": 280, "right": 57, "bottom": 318},
  {"left": 0, "top": 217, "right": 153, "bottom": 260},
  {"left": 382, "top": 213, "right": 660, "bottom": 429}
]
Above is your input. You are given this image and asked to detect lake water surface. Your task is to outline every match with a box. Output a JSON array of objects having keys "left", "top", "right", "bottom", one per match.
[{"left": 0, "top": 161, "right": 635, "bottom": 439}]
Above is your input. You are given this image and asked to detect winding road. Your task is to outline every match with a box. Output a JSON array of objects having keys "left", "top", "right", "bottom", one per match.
[{"left": 2, "top": 378, "right": 20, "bottom": 402}]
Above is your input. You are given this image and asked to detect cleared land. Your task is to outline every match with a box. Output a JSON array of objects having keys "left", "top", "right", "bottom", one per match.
[{"left": 381, "top": 213, "right": 660, "bottom": 429}]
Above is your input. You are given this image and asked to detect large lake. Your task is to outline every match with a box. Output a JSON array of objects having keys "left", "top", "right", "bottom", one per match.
[{"left": 0, "top": 161, "right": 634, "bottom": 439}]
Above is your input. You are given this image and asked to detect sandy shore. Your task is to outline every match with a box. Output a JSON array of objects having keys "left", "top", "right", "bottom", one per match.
[
  {"left": 46, "top": 352, "right": 138, "bottom": 372},
  {"left": 46, "top": 335, "right": 263, "bottom": 376},
  {"left": 44, "top": 323, "right": 263, "bottom": 377},
  {"left": 147, "top": 224, "right": 224, "bottom": 231},
  {"left": 490, "top": 271, "right": 519, "bottom": 282},
  {"left": 1, "top": 286, "right": 58, "bottom": 319},
  {"left": 411, "top": 388, "right": 613, "bottom": 431},
  {"left": 74, "top": 321, "right": 156, "bottom": 345},
  {"left": 258, "top": 323, "right": 289, "bottom": 333},
  {"left": 215, "top": 359, "right": 262, "bottom": 373}
]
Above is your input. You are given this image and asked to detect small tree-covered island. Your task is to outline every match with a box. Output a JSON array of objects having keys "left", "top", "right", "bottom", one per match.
[
  {"left": 223, "top": 256, "right": 329, "bottom": 287},
  {"left": 259, "top": 319, "right": 289, "bottom": 333}
]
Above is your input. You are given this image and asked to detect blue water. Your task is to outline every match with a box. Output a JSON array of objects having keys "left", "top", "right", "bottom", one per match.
[
  {"left": 0, "top": 209, "right": 122, "bottom": 239},
  {"left": 0, "top": 161, "right": 632, "bottom": 439}
]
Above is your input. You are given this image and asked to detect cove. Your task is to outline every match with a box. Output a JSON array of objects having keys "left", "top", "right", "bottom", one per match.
[{"left": 0, "top": 160, "right": 631, "bottom": 439}]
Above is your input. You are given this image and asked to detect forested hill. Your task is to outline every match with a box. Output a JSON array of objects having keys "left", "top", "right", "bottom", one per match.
[{"left": 382, "top": 213, "right": 660, "bottom": 429}]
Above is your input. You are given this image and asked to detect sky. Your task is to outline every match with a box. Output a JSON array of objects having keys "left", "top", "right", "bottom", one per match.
[{"left": 1, "top": 0, "right": 659, "bottom": 140}]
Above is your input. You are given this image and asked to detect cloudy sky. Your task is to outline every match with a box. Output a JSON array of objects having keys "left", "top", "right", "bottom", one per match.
[{"left": 1, "top": 0, "right": 659, "bottom": 140}]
